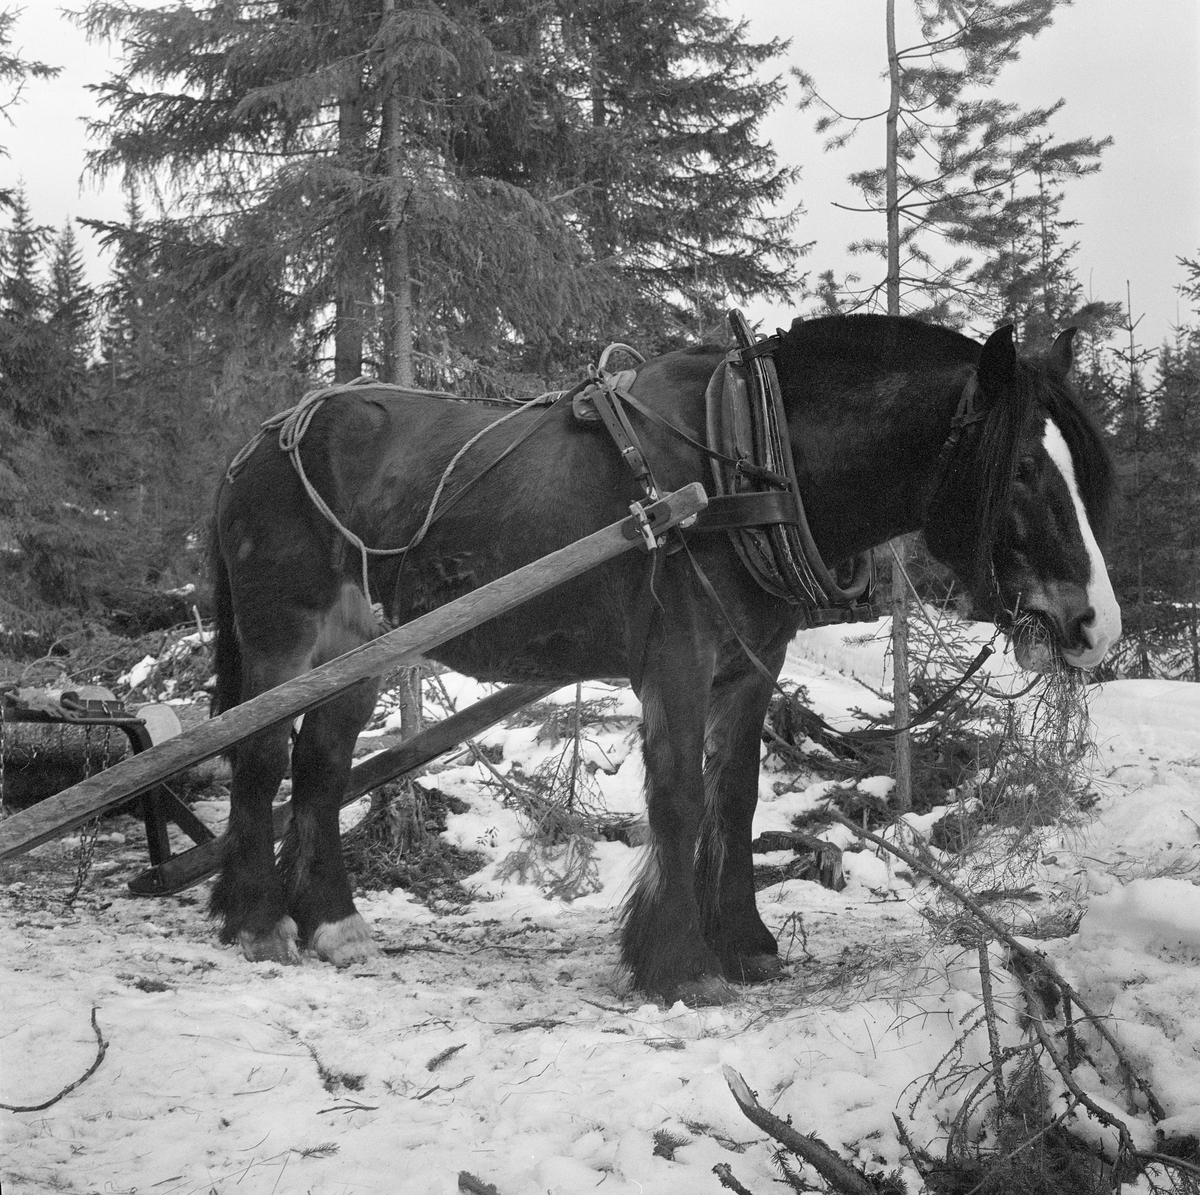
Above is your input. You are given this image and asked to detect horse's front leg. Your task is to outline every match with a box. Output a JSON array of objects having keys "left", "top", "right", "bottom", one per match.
[
  {"left": 621, "top": 603, "right": 730, "bottom": 1005},
  {"left": 695, "top": 657, "right": 786, "bottom": 984}
]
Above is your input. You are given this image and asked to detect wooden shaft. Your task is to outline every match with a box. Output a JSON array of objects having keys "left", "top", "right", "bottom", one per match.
[
  {"left": 0, "top": 483, "right": 705, "bottom": 861},
  {"left": 127, "top": 679, "right": 558, "bottom": 896}
]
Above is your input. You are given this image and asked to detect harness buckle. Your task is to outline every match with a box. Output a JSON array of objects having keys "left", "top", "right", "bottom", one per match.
[{"left": 628, "top": 500, "right": 659, "bottom": 551}]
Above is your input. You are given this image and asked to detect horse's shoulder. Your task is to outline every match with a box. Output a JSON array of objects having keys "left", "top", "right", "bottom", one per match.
[{"left": 634, "top": 345, "right": 724, "bottom": 391}]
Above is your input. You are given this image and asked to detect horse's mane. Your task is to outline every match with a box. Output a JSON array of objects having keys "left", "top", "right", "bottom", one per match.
[
  {"left": 782, "top": 313, "right": 978, "bottom": 369},
  {"left": 780, "top": 315, "right": 1114, "bottom": 598}
]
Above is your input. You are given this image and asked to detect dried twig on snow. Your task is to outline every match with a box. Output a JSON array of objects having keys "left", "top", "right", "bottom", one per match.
[
  {"left": 723, "top": 1065, "right": 877, "bottom": 1195},
  {"left": 0, "top": 1007, "right": 107, "bottom": 1113}
]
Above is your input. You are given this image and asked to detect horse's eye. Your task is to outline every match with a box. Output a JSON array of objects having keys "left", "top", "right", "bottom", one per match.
[{"left": 1016, "top": 455, "right": 1037, "bottom": 484}]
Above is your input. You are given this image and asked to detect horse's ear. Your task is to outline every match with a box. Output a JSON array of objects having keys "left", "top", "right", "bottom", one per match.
[
  {"left": 977, "top": 325, "right": 1016, "bottom": 397},
  {"left": 1046, "top": 327, "right": 1078, "bottom": 379}
]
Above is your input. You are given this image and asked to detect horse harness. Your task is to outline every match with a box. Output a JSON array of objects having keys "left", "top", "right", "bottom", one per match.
[
  {"left": 227, "top": 312, "right": 992, "bottom": 737},
  {"left": 576, "top": 310, "right": 877, "bottom": 626},
  {"left": 574, "top": 310, "right": 995, "bottom": 736}
]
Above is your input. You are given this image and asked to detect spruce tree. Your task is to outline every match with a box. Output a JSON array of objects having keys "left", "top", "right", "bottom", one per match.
[
  {"left": 48, "top": 223, "right": 94, "bottom": 368},
  {"left": 1152, "top": 317, "right": 1200, "bottom": 679},
  {"left": 79, "top": 0, "right": 802, "bottom": 393},
  {"left": 0, "top": 193, "right": 103, "bottom": 616},
  {"left": 0, "top": 9, "right": 59, "bottom": 207},
  {"left": 967, "top": 138, "right": 1121, "bottom": 347},
  {"left": 498, "top": 0, "right": 804, "bottom": 351},
  {"left": 794, "top": 1, "right": 1115, "bottom": 801},
  {"left": 79, "top": 0, "right": 592, "bottom": 389},
  {"left": 794, "top": 0, "right": 1108, "bottom": 328}
]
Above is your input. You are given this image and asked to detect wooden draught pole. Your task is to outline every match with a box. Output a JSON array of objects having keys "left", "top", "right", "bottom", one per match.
[
  {"left": 0, "top": 483, "right": 707, "bottom": 862},
  {"left": 127, "top": 679, "right": 558, "bottom": 895}
]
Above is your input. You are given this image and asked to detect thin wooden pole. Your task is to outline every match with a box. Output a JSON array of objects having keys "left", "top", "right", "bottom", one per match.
[
  {"left": 0, "top": 483, "right": 707, "bottom": 860},
  {"left": 885, "top": 0, "right": 912, "bottom": 811}
]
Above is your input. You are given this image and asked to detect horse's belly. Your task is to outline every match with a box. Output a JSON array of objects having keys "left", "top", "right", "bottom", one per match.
[{"left": 390, "top": 556, "right": 633, "bottom": 685}]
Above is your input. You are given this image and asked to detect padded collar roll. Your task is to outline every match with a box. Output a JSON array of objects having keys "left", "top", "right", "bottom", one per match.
[{"left": 704, "top": 310, "right": 875, "bottom": 621}]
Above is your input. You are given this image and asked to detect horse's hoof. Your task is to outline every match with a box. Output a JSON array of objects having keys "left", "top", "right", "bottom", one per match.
[
  {"left": 311, "top": 914, "right": 376, "bottom": 967},
  {"left": 670, "top": 976, "right": 738, "bottom": 1007},
  {"left": 728, "top": 953, "right": 785, "bottom": 984},
  {"left": 239, "top": 916, "right": 300, "bottom": 964}
]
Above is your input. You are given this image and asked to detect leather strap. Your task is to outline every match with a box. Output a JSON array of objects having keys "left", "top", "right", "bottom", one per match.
[
  {"left": 688, "top": 491, "right": 799, "bottom": 532},
  {"left": 586, "top": 379, "right": 661, "bottom": 501}
]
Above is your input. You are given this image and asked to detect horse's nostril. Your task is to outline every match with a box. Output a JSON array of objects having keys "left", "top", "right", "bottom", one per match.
[{"left": 1074, "top": 606, "right": 1097, "bottom": 645}]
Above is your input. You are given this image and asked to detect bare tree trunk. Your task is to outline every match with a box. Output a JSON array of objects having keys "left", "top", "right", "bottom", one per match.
[
  {"left": 334, "top": 61, "right": 367, "bottom": 383},
  {"left": 885, "top": 0, "right": 901, "bottom": 316},
  {"left": 886, "top": 0, "right": 912, "bottom": 810},
  {"left": 382, "top": 0, "right": 414, "bottom": 388},
  {"left": 377, "top": 0, "right": 421, "bottom": 768},
  {"left": 1127, "top": 284, "right": 1149, "bottom": 676}
]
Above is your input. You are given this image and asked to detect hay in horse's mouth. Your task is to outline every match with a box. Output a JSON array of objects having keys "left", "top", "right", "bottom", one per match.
[{"left": 1009, "top": 610, "right": 1067, "bottom": 673}]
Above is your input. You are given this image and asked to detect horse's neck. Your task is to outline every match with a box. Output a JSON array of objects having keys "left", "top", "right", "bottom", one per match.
[{"left": 788, "top": 364, "right": 966, "bottom": 563}]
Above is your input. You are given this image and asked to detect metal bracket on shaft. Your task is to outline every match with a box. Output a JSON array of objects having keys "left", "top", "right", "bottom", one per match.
[{"left": 628, "top": 500, "right": 659, "bottom": 551}]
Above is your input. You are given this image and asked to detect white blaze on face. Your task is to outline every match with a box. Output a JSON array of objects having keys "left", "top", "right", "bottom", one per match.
[{"left": 1042, "top": 417, "right": 1121, "bottom": 667}]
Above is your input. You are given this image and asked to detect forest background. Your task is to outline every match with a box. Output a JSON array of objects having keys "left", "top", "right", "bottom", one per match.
[{"left": 1, "top": 0, "right": 1198, "bottom": 682}]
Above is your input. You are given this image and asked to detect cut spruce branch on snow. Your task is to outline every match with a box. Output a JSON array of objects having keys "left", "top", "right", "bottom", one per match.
[
  {"left": 824, "top": 808, "right": 1168, "bottom": 1126},
  {"left": 4, "top": 646, "right": 1200, "bottom": 1192},
  {"left": 457, "top": 1173, "right": 501, "bottom": 1195},
  {"left": 823, "top": 806, "right": 1200, "bottom": 1189}
]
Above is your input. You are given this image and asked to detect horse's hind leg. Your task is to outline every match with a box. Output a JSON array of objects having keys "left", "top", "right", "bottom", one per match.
[
  {"left": 695, "top": 658, "right": 785, "bottom": 984},
  {"left": 211, "top": 580, "right": 378, "bottom": 966},
  {"left": 282, "top": 675, "right": 378, "bottom": 966},
  {"left": 278, "top": 583, "right": 380, "bottom": 967},
  {"left": 210, "top": 646, "right": 312, "bottom": 964}
]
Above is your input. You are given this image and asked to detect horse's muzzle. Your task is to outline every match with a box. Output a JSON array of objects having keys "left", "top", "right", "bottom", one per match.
[{"left": 1014, "top": 582, "right": 1121, "bottom": 672}]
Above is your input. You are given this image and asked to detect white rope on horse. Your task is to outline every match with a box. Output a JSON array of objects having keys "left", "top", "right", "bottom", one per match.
[{"left": 226, "top": 377, "right": 562, "bottom": 617}]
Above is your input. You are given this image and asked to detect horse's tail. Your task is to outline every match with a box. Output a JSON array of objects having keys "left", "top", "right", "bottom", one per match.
[{"left": 209, "top": 523, "right": 243, "bottom": 718}]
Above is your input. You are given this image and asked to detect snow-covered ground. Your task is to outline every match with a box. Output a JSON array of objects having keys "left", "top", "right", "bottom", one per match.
[{"left": 3, "top": 623, "right": 1199, "bottom": 1194}]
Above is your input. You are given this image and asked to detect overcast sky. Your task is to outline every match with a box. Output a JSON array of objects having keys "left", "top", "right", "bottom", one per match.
[{"left": 2, "top": 1, "right": 1197, "bottom": 352}]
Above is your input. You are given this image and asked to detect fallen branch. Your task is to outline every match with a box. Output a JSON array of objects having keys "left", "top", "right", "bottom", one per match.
[
  {"left": 1, "top": 1007, "right": 108, "bottom": 1112},
  {"left": 1009, "top": 960, "right": 1135, "bottom": 1165},
  {"left": 499, "top": 1018, "right": 565, "bottom": 1033},
  {"left": 429, "top": 673, "right": 527, "bottom": 804},
  {"left": 712, "top": 1161, "right": 758, "bottom": 1194},
  {"left": 975, "top": 936, "right": 1007, "bottom": 1112},
  {"left": 826, "top": 810, "right": 1167, "bottom": 1123},
  {"left": 722, "top": 1065, "right": 877, "bottom": 1195}
]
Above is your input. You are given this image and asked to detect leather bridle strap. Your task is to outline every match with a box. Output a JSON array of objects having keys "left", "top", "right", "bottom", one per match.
[
  {"left": 933, "top": 373, "right": 985, "bottom": 478},
  {"left": 603, "top": 382, "right": 791, "bottom": 488}
]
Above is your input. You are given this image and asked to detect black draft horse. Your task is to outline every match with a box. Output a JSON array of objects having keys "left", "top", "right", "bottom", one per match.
[{"left": 210, "top": 315, "right": 1120, "bottom": 1004}]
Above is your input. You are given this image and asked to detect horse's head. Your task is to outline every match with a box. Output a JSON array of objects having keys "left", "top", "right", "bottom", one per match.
[{"left": 927, "top": 325, "right": 1121, "bottom": 672}]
